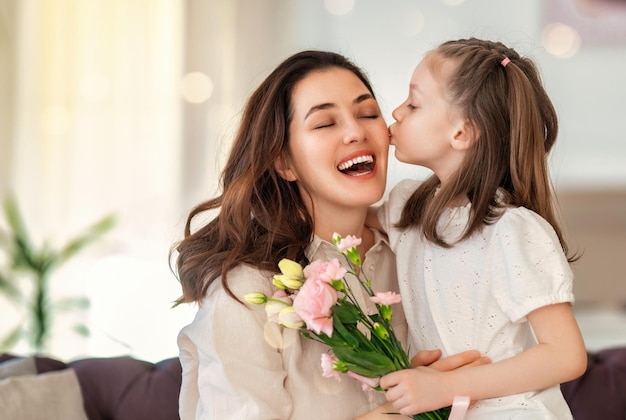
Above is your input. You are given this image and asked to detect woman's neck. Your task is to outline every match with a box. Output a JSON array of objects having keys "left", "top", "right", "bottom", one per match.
[{"left": 314, "top": 209, "right": 374, "bottom": 255}]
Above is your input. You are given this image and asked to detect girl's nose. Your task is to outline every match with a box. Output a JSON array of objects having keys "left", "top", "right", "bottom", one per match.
[{"left": 391, "top": 102, "right": 405, "bottom": 122}]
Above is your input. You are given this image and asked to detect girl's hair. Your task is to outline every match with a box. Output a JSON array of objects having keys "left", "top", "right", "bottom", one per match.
[
  {"left": 397, "top": 38, "right": 576, "bottom": 261},
  {"left": 172, "top": 50, "right": 377, "bottom": 305}
]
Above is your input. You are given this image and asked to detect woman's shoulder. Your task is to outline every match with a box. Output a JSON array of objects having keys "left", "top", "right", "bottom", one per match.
[{"left": 201, "top": 264, "right": 275, "bottom": 305}]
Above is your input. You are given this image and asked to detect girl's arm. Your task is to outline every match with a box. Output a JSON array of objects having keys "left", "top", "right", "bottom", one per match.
[
  {"left": 356, "top": 349, "right": 490, "bottom": 419},
  {"left": 380, "top": 302, "right": 587, "bottom": 416}
]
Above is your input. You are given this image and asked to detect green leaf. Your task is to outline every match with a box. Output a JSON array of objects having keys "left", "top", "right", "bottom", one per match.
[
  {"left": 3, "top": 196, "right": 41, "bottom": 272},
  {"left": 0, "top": 325, "right": 23, "bottom": 352},
  {"left": 3, "top": 195, "right": 31, "bottom": 250},
  {"left": 54, "top": 296, "right": 91, "bottom": 312},
  {"left": 332, "top": 313, "right": 360, "bottom": 348},
  {"left": 11, "top": 233, "right": 38, "bottom": 271},
  {"left": 332, "top": 302, "right": 360, "bottom": 324},
  {"left": 0, "top": 272, "right": 22, "bottom": 299},
  {"left": 333, "top": 346, "right": 397, "bottom": 377},
  {"left": 0, "top": 225, "right": 9, "bottom": 247},
  {"left": 58, "top": 214, "right": 116, "bottom": 263},
  {"left": 73, "top": 324, "right": 90, "bottom": 337},
  {"left": 412, "top": 406, "right": 451, "bottom": 420}
]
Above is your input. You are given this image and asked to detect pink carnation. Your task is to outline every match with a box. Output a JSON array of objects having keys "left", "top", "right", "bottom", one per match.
[
  {"left": 303, "top": 258, "right": 347, "bottom": 284},
  {"left": 370, "top": 291, "right": 402, "bottom": 305},
  {"left": 320, "top": 353, "right": 342, "bottom": 382},
  {"left": 347, "top": 371, "right": 380, "bottom": 388},
  {"left": 292, "top": 277, "right": 338, "bottom": 336},
  {"left": 334, "top": 234, "right": 362, "bottom": 253}
]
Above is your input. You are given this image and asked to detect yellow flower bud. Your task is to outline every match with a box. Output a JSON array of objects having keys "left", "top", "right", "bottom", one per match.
[
  {"left": 272, "top": 275, "right": 287, "bottom": 290},
  {"left": 278, "top": 258, "right": 304, "bottom": 278},
  {"left": 276, "top": 259, "right": 305, "bottom": 290},
  {"left": 280, "top": 275, "right": 303, "bottom": 290},
  {"left": 243, "top": 292, "right": 267, "bottom": 305}
]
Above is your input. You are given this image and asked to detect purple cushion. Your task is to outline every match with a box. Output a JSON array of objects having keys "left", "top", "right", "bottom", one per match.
[
  {"left": 0, "top": 354, "right": 181, "bottom": 420},
  {"left": 68, "top": 356, "right": 181, "bottom": 420},
  {"left": 561, "top": 347, "right": 626, "bottom": 420}
]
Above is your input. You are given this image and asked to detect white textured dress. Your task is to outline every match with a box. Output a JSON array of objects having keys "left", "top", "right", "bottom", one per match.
[
  {"left": 177, "top": 231, "right": 406, "bottom": 419},
  {"left": 379, "top": 179, "right": 575, "bottom": 419}
]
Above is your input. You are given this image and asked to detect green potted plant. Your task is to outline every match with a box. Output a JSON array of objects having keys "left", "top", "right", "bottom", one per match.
[{"left": 0, "top": 194, "right": 115, "bottom": 354}]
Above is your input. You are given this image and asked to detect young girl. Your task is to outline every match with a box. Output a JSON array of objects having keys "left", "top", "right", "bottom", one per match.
[
  {"left": 374, "top": 38, "right": 588, "bottom": 418},
  {"left": 172, "top": 50, "right": 482, "bottom": 420}
]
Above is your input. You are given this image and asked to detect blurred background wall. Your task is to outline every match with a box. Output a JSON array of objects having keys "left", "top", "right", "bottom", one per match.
[{"left": 1, "top": 0, "right": 625, "bottom": 362}]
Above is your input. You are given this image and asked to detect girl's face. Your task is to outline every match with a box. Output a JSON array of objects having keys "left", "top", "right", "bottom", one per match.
[
  {"left": 280, "top": 68, "right": 389, "bottom": 223},
  {"left": 389, "top": 56, "right": 468, "bottom": 183}
]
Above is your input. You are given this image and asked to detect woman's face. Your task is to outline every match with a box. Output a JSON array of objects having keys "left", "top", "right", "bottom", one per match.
[{"left": 281, "top": 68, "right": 389, "bottom": 220}]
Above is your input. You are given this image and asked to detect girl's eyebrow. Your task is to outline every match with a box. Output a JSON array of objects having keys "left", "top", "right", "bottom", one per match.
[{"left": 304, "top": 93, "right": 374, "bottom": 120}]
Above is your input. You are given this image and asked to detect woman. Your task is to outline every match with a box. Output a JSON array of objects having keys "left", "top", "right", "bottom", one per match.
[{"left": 172, "top": 50, "right": 482, "bottom": 419}]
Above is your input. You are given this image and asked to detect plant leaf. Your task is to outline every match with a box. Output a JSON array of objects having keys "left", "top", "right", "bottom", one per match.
[
  {"left": 73, "top": 324, "right": 90, "bottom": 337},
  {"left": 0, "top": 325, "right": 23, "bottom": 352},
  {"left": 332, "top": 301, "right": 360, "bottom": 324},
  {"left": 333, "top": 346, "right": 396, "bottom": 377},
  {"left": 0, "top": 272, "right": 22, "bottom": 299},
  {"left": 3, "top": 195, "right": 38, "bottom": 270},
  {"left": 58, "top": 214, "right": 116, "bottom": 263},
  {"left": 332, "top": 312, "right": 360, "bottom": 348},
  {"left": 54, "top": 296, "right": 90, "bottom": 312}
]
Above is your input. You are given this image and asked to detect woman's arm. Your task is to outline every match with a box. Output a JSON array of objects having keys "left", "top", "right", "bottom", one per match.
[
  {"left": 380, "top": 303, "right": 587, "bottom": 415},
  {"left": 179, "top": 268, "right": 295, "bottom": 419}
]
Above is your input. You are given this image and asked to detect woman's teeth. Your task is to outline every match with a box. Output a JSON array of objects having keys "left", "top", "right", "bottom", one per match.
[{"left": 337, "top": 155, "right": 374, "bottom": 172}]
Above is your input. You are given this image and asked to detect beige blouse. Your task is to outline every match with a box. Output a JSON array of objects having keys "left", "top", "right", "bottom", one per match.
[{"left": 177, "top": 231, "right": 406, "bottom": 420}]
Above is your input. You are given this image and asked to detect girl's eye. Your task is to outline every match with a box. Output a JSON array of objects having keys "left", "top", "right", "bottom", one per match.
[
  {"left": 407, "top": 104, "right": 417, "bottom": 110},
  {"left": 360, "top": 114, "right": 379, "bottom": 119}
]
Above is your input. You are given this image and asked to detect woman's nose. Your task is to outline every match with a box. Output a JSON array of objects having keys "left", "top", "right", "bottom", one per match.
[{"left": 343, "top": 118, "right": 367, "bottom": 144}]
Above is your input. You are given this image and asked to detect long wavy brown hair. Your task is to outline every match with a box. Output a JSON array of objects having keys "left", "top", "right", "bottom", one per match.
[
  {"left": 171, "top": 50, "right": 378, "bottom": 305},
  {"left": 396, "top": 38, "right": 576, "bottom": 261}
]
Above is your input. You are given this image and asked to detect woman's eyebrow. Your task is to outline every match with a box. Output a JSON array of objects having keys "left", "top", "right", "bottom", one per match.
[
  {"left": 305, "top": 102, "right": 335, "bottom": 120},
  {"left": 354, "top": 93, "right": 374, "bottom": 104},
  {"left": 304, "top": 93, "right": 374, "bottom": 120}
]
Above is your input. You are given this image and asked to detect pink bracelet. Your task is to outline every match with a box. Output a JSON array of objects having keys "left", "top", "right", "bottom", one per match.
[{"left": 448, "top": 395, "right": 470, "bottom": 420}]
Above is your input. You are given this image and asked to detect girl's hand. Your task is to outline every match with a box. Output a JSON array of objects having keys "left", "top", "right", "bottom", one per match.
[
  {"left": 381, "top": 366, "right": 451, "bottom": 415},
  {"left": 411, "top": 349, "right": 490, "bottom": 370},
  {"left": 381, "top": 350, "right": 490, "bottom": 416},
  {"left": 357, "top": 350, "right": 489, "bottom": 418}
]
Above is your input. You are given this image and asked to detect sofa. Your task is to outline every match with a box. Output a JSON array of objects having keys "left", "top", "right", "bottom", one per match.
[
  {"left": 0, "top": 353, "right": 181, "bottom": 420},
  {"left": 1, "top": 347, "right": 625, "bottom": 419}
]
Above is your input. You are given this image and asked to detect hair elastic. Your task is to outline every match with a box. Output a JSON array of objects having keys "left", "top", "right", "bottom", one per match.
[{"left": 501, "top": 57, "right": 511, "bottom": 68}]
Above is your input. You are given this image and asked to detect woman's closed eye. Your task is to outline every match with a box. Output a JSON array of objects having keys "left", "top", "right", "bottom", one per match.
[{"left": 313, "top": 121, "right": 334, "bottom": 129}]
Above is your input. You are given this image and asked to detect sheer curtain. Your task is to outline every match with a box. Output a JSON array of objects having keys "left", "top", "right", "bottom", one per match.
[
  {"left": 1, "top": 0, "right": 190, "bottom": 361},
  {"left": 1, "top": 0, "right": 299, "bottom": 362}
]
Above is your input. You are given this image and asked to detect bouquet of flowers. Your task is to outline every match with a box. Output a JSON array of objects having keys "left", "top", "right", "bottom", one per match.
[{"left": 244, "top": 233, "right": 453, "bottom": 420}]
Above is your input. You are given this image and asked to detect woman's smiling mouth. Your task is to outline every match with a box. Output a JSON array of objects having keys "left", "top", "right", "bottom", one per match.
[{"left": 337, "top": 155, "right": 375, "bottom": 176}]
